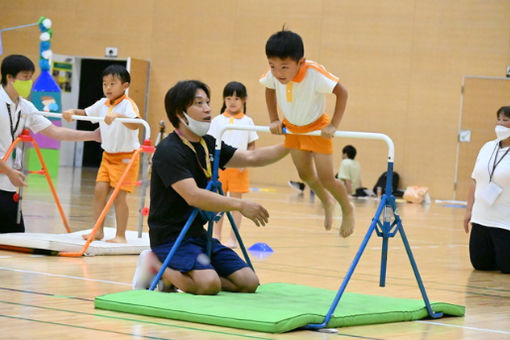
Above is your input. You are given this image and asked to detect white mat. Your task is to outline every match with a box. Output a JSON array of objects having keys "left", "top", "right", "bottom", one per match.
[{"left": 0, "top": 228, "right": 150, "bottom": 256}]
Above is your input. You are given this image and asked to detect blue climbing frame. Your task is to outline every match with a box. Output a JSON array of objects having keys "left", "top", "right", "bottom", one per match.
[{"left": 147, "top": 125, "right": 443, "bottom": 328}]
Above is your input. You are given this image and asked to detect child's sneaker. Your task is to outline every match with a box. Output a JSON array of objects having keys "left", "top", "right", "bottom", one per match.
[
  {"left": 288, "top": 180, "right": 305, "bottom": 193},
  {"left": 132, "top": 249, "right": 156, "bottom": 290}
]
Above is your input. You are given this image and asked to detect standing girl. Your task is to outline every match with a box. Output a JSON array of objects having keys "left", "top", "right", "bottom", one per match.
[{"left": 207, "top": 81, "right": 258, "bottom": 248}]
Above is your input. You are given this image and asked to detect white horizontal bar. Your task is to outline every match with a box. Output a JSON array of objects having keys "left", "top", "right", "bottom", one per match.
[
  {"left": 37, "top": 111, "right": 151, "bottom": 141},
  {"left": 215, "top": 125, "right": 395, "bottom": 162},
  {"left": 0, "top": 22, "right": 38, "bottom": 32}
]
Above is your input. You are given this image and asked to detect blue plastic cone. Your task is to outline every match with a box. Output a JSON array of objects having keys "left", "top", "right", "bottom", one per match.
[
  {"left": 248, "top": 242, "right": 274, "bottom": 252},
  {"left": 248, "top": 242, "right": 274, "bottom": 260}
]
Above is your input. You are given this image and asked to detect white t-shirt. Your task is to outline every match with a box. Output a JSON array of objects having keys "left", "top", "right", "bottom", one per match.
[
  {"left": 0, "top": 87, "right": 52, "bottom": 192},
  {"left": 338, "top": 158, "right": 361, "bottom": 194},
  {"left": 259, "top": 60, "right": 338, "bottom": 126},
  {"left": 207, "top": 113, "right": 258, "bottom": 150},
  {"left": 471, "top": 140, "right": 510, "bottom": 231},
  {"left": 85, "top": 95, "right": 140, "bottom": 153}
]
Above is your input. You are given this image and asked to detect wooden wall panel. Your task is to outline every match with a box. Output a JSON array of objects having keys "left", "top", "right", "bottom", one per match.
[
  {"left": 128, "top": 58, "right": 150, "bottom": 120},
  {"left": 1, "top": 0, "right": 509, "bottom": 198}
]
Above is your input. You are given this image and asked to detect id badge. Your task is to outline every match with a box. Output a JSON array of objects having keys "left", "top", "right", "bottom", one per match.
[
  {"left": 12, "top": 146, "right": 23, "bottom": 170},
  {"left": 480, "top": 182, "right": 503, "bottom": 206}
]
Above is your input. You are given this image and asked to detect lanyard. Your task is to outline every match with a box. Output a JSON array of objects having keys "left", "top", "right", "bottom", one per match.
[
  {"left": 6, "top": 103, "right": 21, "bottom": 142},
  {"left": 488, "top": 142, "right": 510, "bottom": 182},
  {"left": 175, "top": 131, "right": 212, "bottom": 179}
]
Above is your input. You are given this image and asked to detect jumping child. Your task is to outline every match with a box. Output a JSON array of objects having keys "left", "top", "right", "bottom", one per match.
[{"left": 260, "top": 28, "right": 355, "bottom": 237}]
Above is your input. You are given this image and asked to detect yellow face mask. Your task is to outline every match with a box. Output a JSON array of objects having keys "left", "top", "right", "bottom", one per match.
[{"left": 12, "top": 79, "right": 33, "bottom": 98}]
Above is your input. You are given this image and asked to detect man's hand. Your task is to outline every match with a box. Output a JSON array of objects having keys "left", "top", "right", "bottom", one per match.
[
  {"left": 269, "top": 120, "right": 284, "bottom": 135},
  {"left": 62, "top": 110, "right": 75, "bottom": 122},
  {"left": 92, "top": 128, "right": 102, "bottom": 142},
  {"left": 239, "top": 200, "right": 269, "bottom": 226},
  {"left": 7, "top": 168, "right": 26, "bottom": 187},
  {"left": 321, "top": 124, "right": 336, "bottom": 139}
]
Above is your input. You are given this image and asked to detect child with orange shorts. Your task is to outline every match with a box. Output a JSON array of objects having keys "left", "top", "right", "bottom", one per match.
[
  {"left": 260, "top": 29, "right": 355, "bottom": 237},
  {"left": 63, "top": 64, "right": 141, "bottom": 243},
  {"left": 207, "top": 81, "right": 258, "bottom": 248}
]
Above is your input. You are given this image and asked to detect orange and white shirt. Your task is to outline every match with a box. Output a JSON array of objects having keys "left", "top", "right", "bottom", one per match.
[
  {"left": 85, "top": 94, "right": 140, "bottom": 153},
  {"left": 259, "top": 60, "right": 339, "bottom": 126},
  {"left": 207, "top": 112, "right": 258, "bottom": 150}
]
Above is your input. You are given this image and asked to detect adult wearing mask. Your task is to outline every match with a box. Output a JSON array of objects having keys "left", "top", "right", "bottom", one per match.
[
  {"left": 132, "top": 80, "right": 289, "bottom": 295},
  {"left": 0, "top": 54, "right": 101, "bottom": 233},
  {"left": 464, "top": 106, "right": 510, "bottom": 274}
]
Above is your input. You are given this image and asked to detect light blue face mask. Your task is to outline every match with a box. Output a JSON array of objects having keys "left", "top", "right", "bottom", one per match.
[{"left": 181, "top": 112, "right": 211, "bottom": 136}]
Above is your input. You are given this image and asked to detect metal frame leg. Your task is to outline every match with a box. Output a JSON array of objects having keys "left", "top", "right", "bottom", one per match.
[
  {"left": 149, "top": 209, "right": 199, "bottom": 290},
  {"left": 305, "top": 162, "right": 442, "bottom": 331},
  {"left": 304, "top": 196, "right": 387, "bottom": 330}
]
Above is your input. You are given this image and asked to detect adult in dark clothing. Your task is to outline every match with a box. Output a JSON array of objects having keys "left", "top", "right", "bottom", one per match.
[{"left": 132, "top": 80, "right": 289, "bottom": 295}]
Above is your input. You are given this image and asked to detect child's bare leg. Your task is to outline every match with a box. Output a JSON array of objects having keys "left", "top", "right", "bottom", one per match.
[
  {"left": 107, "top": 190, "right": 129, "bottom": 243},
  {"left": 150, "top": 257, "right": 221, "bottom": 295},
  {"left": 220, "top": 267, "right": 259, "bottom": 292},
  {"left": 213, "top": 214, "right": 224, "bottom": 241},
  {"left": 314, "top": 153, "right": 355, "bottom": 237},
  {"left": 225, "top": 192, "right": 243, "bottom": 248},
  {"left": 290, "top": 149, "right": 336, "bottom": 230},
  {"left": 82, "top": 182, "right": 110, "bottom": 240}
]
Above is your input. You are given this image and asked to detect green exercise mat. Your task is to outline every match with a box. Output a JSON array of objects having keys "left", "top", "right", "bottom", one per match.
[{"left": 94, "top": 283, "right": 464, "bottom": 333}]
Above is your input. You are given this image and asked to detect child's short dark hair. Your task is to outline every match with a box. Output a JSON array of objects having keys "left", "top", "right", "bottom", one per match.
[
  {"left": 265, "top": 29, "right": 304, "bottom": 62},
  {"left": 221, "top": 81, "right": 247, "bottom": 113},
  {"left": 342, "top": 145, "right": 357, "bottom": 159},
  {"left": 165, "top": 80, "right": 210, "bottom": 128},
  {"left": 1, "top": 55, "right": 35, "bottom": 86},
  {"left": 102, "top": 64, "right": 130, "bottom": 84},
  {"left": 497, "top": 106, "right": 510, "bottom": 119}
]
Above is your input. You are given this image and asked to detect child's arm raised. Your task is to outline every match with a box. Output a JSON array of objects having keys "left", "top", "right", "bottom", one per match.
[
  {"left": 265, "top": 88, "right": 284, "bottom": 135},
  {"left": 322, "top": 83, "right": 348, "bottom": 139}
]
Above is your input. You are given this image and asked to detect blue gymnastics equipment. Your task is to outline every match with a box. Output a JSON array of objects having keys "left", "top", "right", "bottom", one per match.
[{"left": 147, "top": 125, "right": 443, "bottom": 328}]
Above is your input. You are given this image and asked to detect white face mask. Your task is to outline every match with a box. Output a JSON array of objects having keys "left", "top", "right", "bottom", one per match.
[
  {"left": 180, "top": 112, "right": 210, "bottom": 137},
  {"left": 495, "top": 125, "right": 510, "bottom": 141}
]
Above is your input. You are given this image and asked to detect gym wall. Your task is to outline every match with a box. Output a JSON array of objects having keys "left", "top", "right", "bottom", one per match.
[{"left": 2, "top": 0, "right": 509, "bottom": 198}]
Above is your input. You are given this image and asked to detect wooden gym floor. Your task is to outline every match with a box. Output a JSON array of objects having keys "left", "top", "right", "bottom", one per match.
[{"left": 1, "top": 167, "right": 509, "bottom": 339}]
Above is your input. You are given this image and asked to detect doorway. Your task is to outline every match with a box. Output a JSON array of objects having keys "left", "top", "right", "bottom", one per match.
[
  {"left": 455, "top": 76, "right": 510, "bottom": 200},
  {"left": 77, "top": 58, "right": 127, "bottom": 167}
]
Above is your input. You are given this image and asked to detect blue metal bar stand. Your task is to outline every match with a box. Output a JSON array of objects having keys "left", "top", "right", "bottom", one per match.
[{"left": 304, "top": 161, "right": 442, "bottom": 330}]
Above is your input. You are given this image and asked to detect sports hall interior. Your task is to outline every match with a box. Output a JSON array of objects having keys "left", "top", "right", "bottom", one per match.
[{"left": 1, "top": 1, "right": 510, "bottom": 339}]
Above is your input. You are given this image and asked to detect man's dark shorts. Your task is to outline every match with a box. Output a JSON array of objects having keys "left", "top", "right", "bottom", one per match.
[{"left": 152, "top": 236, "right": 248, "bottom": 277}]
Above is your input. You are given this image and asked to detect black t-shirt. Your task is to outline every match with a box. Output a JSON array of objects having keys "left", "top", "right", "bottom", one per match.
[{"left": 148, "top": 132, "right": 236, "bottom": 247}]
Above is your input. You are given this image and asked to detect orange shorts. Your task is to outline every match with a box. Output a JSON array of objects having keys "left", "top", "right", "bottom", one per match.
[
  {"left": 218, "top": 168, "right": 250, "bottom": 193},
  {"left": 283, "top": 114, "right": 333, "bottom": 154},
  {"left": 96, "top": 151, "right": 140, "bottom": 193}
]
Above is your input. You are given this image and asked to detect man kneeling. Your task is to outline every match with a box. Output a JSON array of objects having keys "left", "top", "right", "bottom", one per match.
[{"left": 132, "top": 80, "right": 288, "bottom": 295}]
